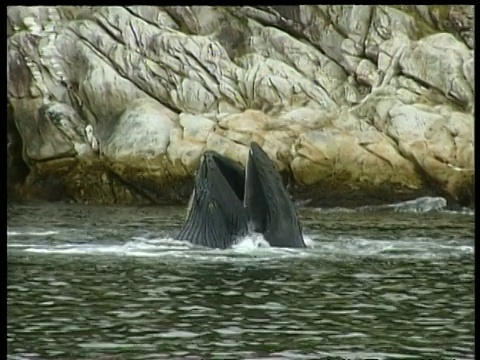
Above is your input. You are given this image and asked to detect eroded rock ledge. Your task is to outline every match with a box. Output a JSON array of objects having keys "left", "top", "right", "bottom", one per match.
[{"left": 7, "top": 6, "right": 474, "bottom": 207}]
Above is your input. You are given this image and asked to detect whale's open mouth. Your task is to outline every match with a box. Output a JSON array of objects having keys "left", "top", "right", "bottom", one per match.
[
  {"left": 178, "top": 143, "right": 305, "bottom": 249},
  {"left": 203, "top": 151, "right": 245, "bottom": 203}
]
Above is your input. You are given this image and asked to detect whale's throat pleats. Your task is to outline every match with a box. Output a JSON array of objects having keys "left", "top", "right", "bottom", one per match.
[{"left": 177, "top": 155, "right": 248, "bottom": 249}]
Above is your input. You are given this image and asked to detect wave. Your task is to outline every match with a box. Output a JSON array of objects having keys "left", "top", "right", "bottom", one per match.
[
  {"left": 7, "top": 233, "right": 472, "bottom": 262},
  {"left": 7, "top": 233, "right": 314, "bottom": 263},
  {"left": 7, "top": 230, "right": 60, "bottom": 236},
  {"left": 313, "top": 197, "right": 474, "bottom": 215},
  {"left": 309, "top": 235, "right": 474, "bottom": 259}
]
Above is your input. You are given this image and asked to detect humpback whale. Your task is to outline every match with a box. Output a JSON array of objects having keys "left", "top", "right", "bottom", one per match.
[
  {"left": 177, "top": 142, "right": 306, "bottom": 249},
  {"left": 245, "top": 142, "right": 305, "bottom": 248}
]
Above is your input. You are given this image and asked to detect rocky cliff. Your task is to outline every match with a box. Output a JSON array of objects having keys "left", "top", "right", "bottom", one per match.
[{"left": 7, "top": 6, "right": 474, "bottom": 207}]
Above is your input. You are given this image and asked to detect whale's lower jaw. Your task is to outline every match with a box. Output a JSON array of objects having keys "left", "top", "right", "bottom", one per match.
[{"left": 177, "top": 152, "right": 248, "bottom": 249}]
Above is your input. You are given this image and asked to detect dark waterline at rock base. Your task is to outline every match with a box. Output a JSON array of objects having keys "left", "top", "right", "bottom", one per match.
[{"left": 7, "top": 174, "right": 474, "bottom": 209}]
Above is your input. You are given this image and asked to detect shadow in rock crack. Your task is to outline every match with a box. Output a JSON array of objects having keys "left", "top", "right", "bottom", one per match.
[{"left": 7, "top": 101, "right": 30, "bottom": 200}]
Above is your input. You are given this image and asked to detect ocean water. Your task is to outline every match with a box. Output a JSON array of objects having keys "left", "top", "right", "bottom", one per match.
[{"left": 7, "top": 199, "right": 474, "bottom": 359}]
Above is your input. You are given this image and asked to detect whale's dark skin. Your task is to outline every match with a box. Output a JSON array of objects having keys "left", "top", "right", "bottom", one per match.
[
  {"left": 244, "top": 142, "right": 305, "bottom": 248},
  {"left": 177, "top": 142, "right": 306, "bottom": 249},
  {"left": 176, "top": 150, "right": 249, "bottom": 249}
]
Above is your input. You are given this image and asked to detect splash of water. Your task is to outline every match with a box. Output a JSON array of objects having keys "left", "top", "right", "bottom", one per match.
[
  {"left": 7, "top": 230, "right": 472, "bottom": 262},
  {"left": 314, "top": 196, "right": 474, "bottom": 215}
]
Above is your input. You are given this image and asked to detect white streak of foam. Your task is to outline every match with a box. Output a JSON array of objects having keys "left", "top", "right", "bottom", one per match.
[
  {"left": 11, "top": 232, "right": 469, "bottom": 261},
  {"left": 7, "top": 230, "right": 59, "bottom": 236},
  {"left": 303, "top": 234, "right": 315, "bottom": 247},
  {"left": 232, "top": 233, "right": 270, "bottom": 251}
]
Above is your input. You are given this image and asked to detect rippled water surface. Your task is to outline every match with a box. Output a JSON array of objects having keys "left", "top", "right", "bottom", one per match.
[{"left": 7, "top": 202, "right": 474, "bottom": 359}]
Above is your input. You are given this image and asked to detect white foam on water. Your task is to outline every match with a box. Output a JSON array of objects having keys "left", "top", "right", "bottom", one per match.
[
  {"left": 18, "top": 237, "right": 191, "bottom": 257},
  {"left": 7, "top": 230, "right": 59, "bottom": 236},
  {"left": 232, "top": 233, "right": 315, "bottom": 250},
  {"left": 442, "top": 208, "right": 475, "bottom": 216},
  {"left": 7, "top": 243, "right": 34, "bottom": 248},
  {"left": 232, "top": 232, "right": 271, "bottom": 250},
  {"left": 7, "top": 232, "right": 472, "bottom": 262},
  {"left": 314, "top": 235, "right": 474, "bottom": 259},
  {"left": 303, "top": 234, "right": 315, "bottom": 247},
  {"left": 8, "top": 232, "right": 316, "bottom": 263}
]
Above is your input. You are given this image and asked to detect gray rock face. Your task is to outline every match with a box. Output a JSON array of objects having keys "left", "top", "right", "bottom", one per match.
[
  {"left": 7, "top": 5, "right": 474, "bottom": 207},
  {"left": 102, "top": 98, "right": 176, "bottom": 161}
]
